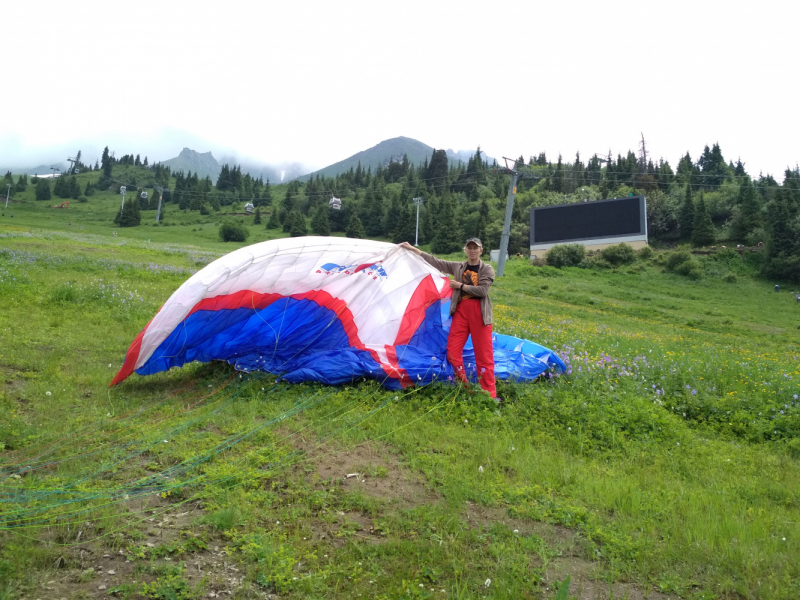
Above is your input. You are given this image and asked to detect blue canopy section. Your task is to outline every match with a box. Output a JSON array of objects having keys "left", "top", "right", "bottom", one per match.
[{"left": 136, "top": 297, "right": 565, "bottom": 389}]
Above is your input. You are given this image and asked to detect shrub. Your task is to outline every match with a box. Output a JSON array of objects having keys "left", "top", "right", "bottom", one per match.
[
  {"left": 665, "top": 250, "right": 692, "bottom": 271},
  {"left": 546, "top": 244, "right": 585, "bottom": 268},
  {"left": 77, "top": 195, "right": 88, "bottom": 203},
  {"left": 723, "top": 273, "right": 737, "bottom": 283},
  {"left": 674, "top": 258, "right": 703, "bottom": 280},
  {"left": 638, "top": 246, "right": 653, "bottom": 260},
  {"left": 600, "top": 243, "right": 637, "bottom": 266},
  {"left": 218, "top": 221, "right": 250, "bottom": 242},
  {"left": 664, "top": 250, "right": 702, "bottom": 279}
]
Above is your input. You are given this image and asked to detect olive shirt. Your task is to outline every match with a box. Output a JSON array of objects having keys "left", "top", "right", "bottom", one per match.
[{"left": 419, "top": 252, "right": 495, "bottom": 326}]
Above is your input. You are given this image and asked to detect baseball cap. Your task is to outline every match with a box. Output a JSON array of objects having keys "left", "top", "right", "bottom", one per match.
[{"left": 465, "top": 237, "right": 483, "bottom": 247}]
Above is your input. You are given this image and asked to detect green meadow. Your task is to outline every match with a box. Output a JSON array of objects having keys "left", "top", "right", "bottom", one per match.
[{"left": 1, "top": 181, "right": 799, "bottom": 600}]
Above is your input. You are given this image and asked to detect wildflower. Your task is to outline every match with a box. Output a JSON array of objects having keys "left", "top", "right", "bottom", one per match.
[
  {"left": 45, "top": 391, "right": 51, "bottom": 396},
  {"left": 691, "top": 389, "right": 697, "bottom": 396},
  {"left": 484, "top": 579, "right": 491, "bottom": 588},
  {"left": 478, "top": 466, "right": 484, "bottom": 473}
]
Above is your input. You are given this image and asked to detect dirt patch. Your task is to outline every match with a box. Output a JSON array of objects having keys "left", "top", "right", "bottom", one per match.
[
  {"left": 288, "top": 433, "right": 438, "bottom": 508},
  {"left": 36, "top": 495, "right": 269, "bottom": 600}
]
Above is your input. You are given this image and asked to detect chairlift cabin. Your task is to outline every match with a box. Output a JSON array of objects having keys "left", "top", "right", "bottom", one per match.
[
  {"left": 244, "top": 202, "right": 255, "bottom": 213},
  {"left": 140, "top": 190, "right": 148, "bottom": 200},
  {"left": 329, "top": 196, "right": 342, "bottom": 210}
]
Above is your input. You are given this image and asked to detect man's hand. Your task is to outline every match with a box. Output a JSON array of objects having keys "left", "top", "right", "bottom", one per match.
[
  {"left": 398, "top": 242, "right": 422, "bottom": 255},
  {"left": 448, "top": 279, "right": 462, "bottom": 290}
]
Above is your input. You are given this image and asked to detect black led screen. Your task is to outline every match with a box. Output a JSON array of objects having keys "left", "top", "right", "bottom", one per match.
[{"left": 531, "top": 196, "right": 644, "bottom": 244}]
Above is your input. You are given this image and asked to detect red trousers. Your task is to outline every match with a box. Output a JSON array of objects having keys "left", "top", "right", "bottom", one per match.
[{"left": 447, "top": 299, "right": 496, "bottom": 398}]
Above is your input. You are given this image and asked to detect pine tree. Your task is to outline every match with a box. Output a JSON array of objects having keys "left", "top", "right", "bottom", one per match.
[
  {"left": 765, "top": 198, "right": 795, "bottom": 259},
  {"left": 679, "top": 185, "right": 695, "bottom": 239},
  {"left": 262, "top": 180, "right": 273, "bottom": 206},
  {"left": 391, "top": 204, "right": 416, "bottom": 244},
  {"left": 69, "top": 176, "right": 81, "bottom": 199},
  {"left": 101, "top": 146, "right": 112, "bottom": 179},
  {"left": 35, "top": 179, "right": 51, "bottom": 201},
  {"left": 345, "top": 214, "right": 366, "bottom": 239},
  {"left": 552, "top": 154, "right": 564, "bottom": 193},
  {"left": 14, "top": 174, "right": 27, "bottom": 193},
  {"left": 311, "top": 205, "right": 331, "bottom": 236},
  {"left": 119, "top": 192, "right": 141, "bottom": 227},
  {"left": 431, "top": 193, "right": 462, "bottom": 254},
  {"left": 253, "top": 207, "right": 262, "bottom": 225},
  {"left": 691, "top": 195, "right": 715, "bottom": 247},
  {"left": 267, "top": 208, "right": 280, "bottom": 229},
  {"left": 289, "top": 210, "right": 308, "bottom": 237},
  {"left": 426, "top": 149, "right": 448, "bottom": 187},
  {"left": 730, "top": 178, "right": 761, "bottom": 241}
]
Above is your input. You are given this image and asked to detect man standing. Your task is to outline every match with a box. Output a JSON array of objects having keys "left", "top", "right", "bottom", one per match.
[{"left": 399, "top": 238, "right": 497, "bottom": 399}]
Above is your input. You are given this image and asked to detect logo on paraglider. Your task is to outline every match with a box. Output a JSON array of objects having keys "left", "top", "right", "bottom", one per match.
[{"left": 317, "top": 261, "right": 388, "bottom": 280}]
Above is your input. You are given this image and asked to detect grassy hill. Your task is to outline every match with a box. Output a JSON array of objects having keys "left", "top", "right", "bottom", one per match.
[{"left": 1, "top": 193, "right": 800, "bottom": 599}]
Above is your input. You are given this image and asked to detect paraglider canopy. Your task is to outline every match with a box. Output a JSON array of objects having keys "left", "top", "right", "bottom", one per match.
[{"left": 111, "top": 237, "right": 565, "bottom": 388}]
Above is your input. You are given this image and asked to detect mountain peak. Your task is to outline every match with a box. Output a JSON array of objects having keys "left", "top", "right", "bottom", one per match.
[{"left": 162, "top": 148, "right": 221, "bottom": 180}]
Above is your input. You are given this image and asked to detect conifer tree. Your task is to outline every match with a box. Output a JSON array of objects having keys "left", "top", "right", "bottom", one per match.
[
  {"left": 431, "top": 192, "right": 462, "bottom": 254},
  {"left": 14, "top": 174, "right": 27, "bottom": 193},
  {"left": 68, "top": 176, "right": 81, "bottom": 199},
  {"left": 289, "top": 210, "right": 308, "bottom": 237},
  {"left": 552, "top": 154, "right": 564, "bottom": 193},
  {"left": 101, "top": 146, "right": 112, "bottom": 178},
  {"left": 266, "top": 208, "right": 280, "bottom": 229},
  {"left": 262, "top": 180, "right": 273, "bottom": 207},
  {"left": 679, "top": 185, "right": 695, "bottom": 239},
  {"left": 391, "top": 204, "right": 416, "bottom": 244},
  {"left": 253, "top": 207, "right": 262, "bottom": 225},
  {"left": 730, "top": 178, "right": 761, "bottom": 241},
  {"left": 345, "top": 214, "right": 366, "bottom": 239},
  {"left": 119, "top": 192, "right": 141, "bottom": 226},
  {"left": 35, "top": 179, "right": 51, "bottom": 201},
  {"left": 765, "top": 198, "right": 795, "bottom": 259},
  {"left": 691, "top": 195, "right": 715, "bottom": 247},
  {"left": 311, "top": 205, "right": 331, "bottom": 236}
]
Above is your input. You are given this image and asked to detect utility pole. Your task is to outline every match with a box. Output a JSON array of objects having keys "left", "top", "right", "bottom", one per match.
[
  {"left": 412, "top": 196, "right": 424, "bottom": 246},
  {"left": 4, "top": 184, "right": 10, "bottom": 209},
  {"left": 495, "top": 157, "right": 540, "bottom": 277}
]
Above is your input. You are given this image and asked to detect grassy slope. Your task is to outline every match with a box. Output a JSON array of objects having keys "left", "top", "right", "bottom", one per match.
[{"left": 1, "top": 199, "right": 799, "bottom": 599}]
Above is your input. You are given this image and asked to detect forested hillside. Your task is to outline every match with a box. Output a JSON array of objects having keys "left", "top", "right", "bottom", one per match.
[{"left": 7, "top": 141, "right": 800, "bottom": 282}]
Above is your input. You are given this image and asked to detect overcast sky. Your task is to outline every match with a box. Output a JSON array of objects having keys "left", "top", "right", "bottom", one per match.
[{"left": 3, "top": 0, "right": 798, "bottom": 178}]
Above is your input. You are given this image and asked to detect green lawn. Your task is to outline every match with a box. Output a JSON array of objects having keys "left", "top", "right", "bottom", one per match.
[{"left": 1, "top": 206, "right": 799, "bottom": 599}]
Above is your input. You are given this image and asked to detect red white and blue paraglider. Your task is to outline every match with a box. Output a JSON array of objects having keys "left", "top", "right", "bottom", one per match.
[{"left": 111, "top": 237, "right": 565, "bottom": 389}]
